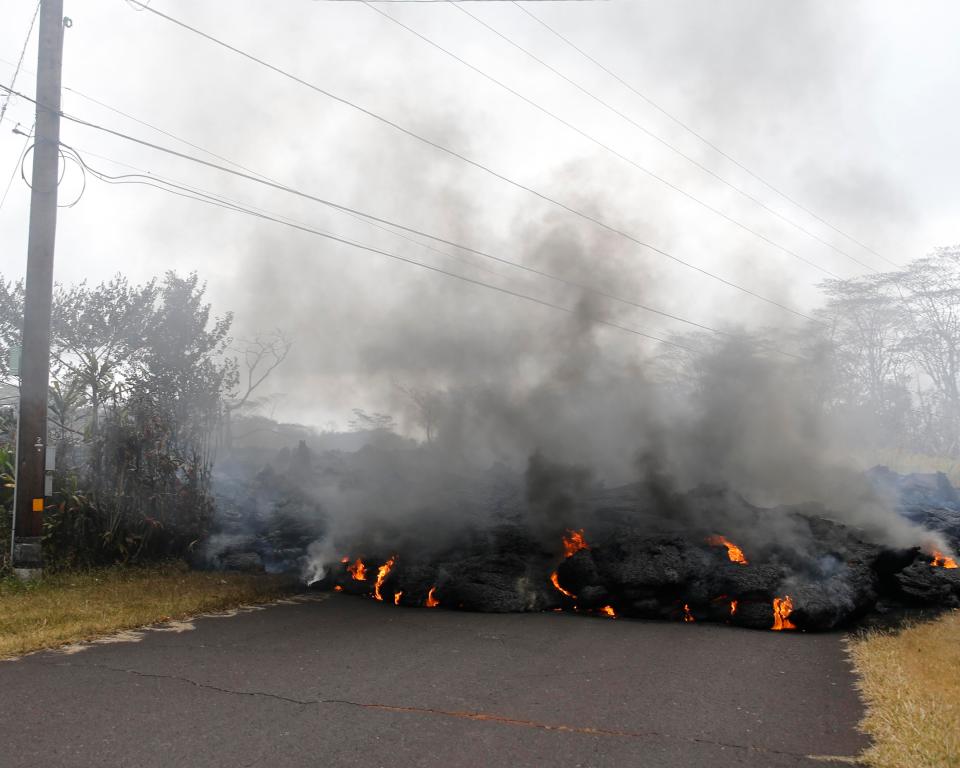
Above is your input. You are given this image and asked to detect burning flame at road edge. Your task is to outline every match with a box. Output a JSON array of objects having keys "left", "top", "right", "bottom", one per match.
[
  {"left": 347, "top": 558, "right": 367, "bottom": 581},
  {"left": 772, "top": 595, "right": 797, "bottom": 630},
  {"left": 373, "top": 556, "right": 396, "bottom": 601},
  {"left": 550, "top": 571, "right": 575, "bottom": 599},
  {"left": 426, "top": 586, "right": 440, "bottom": 608}
]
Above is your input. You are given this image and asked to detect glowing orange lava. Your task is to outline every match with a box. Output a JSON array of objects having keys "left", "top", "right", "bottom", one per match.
[
  {"left": 562, "top": 529, "right": 589, "bottom": 557},
  {"left": 683, "top": 604, "right": 695, "bottom": 623},
  {"left": 550, "top": 571, "right": 575, "bottom": 599},
  {"left": 347, "top": 558, "right": 367, "bottom": 581},
  {"left": 373, "top": 556, "right": 396, "bottom": 601},
  {"left": 772, "top": 595, "right": 796, "bottom": 630},
  {"left": 707, "top": 534, "right": 748, "bottom": 565},
  {"left": 426, "top": 586, "right": 440, "bottom": 608},
  {"left": 930, "top": 550, "right": 959, "bottom": 568},
  {"left": 599, "top": 605, "right": 616, "bottom": 618},
  {"left": 394, "top": 591, "right": 403, "bottom": 606},
  {"left": 730, "top": 600, "right": 738, "bottom": 616}
]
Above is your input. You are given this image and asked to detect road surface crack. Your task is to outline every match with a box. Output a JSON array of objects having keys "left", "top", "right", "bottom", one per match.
[{"left": 47, "top": 660, "right": 855, "bottom": 761}]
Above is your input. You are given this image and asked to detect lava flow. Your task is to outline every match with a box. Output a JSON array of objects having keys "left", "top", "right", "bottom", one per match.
[
  {"left": 550, "top": 528, "right": 590, "bottom": 600},
  {"left": 550, "top": 571, "right": 575, "bottom": 599},
  {"left": 562, "top": 528, "right": 590, "bottom": 557},
  {"left": 707, "top": 534, "right": 749, "bottom": 565},
  {"left": 772, "top": 595, "right": 796, "bottom": 630},
  {"left": 930, "top": 550, "right": 959, "bottom": 568},
  {"left": 426, "top": 586, "right": 440, "bottom": 608},
  {"left": 347, "top": 558, "right": 367, "bottom": 581},
  {"left": 373, "top": 556, "right": 396, "bottom": 601}
]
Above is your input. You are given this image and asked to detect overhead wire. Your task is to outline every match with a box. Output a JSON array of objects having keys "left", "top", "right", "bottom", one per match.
[
  {"left": 512, "top": 0, "right": 901, "bottom": 270},
  {"left": 0, "top": 1, "right": 41, "bottom": 211},
  {"left": 0, "top": 125, "right": 33, "bottom": 210},
  {"left": 121, "top": 0, "right": 821, "bottom": 324},
  {"left": 1, "top": 80, "right": 814, "bottom": 351},
  {"left": 0, "top": 0, "right": 40, "bottom": 126},
  {"left": 448, "top": 0, "right": 880, "bottom": 274},
  {"left": 64, "top": 140, "right": 526, "bottom": 285},
  {"left": 363, "top": 0, "right": 848, "bottom": 280},
  {"left": 61, "top": 143, "right": 710, "bottom": 356}
]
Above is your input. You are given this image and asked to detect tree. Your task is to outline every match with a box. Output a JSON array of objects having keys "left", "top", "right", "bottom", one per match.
[
  {"left": 221, "top": 330, "right": 292, "bottom": 451},
  {"left": 0, "top": 271, "right": 255, "bottom": 564},
  {"left": 814, "top": 272, "right": 911, "bottom": 448},
  {"left": 394, "top": 380, "right": 445, "bottom": 443},
  {"left": 899, "top": 247, "right": 960, "bottom": 454}
]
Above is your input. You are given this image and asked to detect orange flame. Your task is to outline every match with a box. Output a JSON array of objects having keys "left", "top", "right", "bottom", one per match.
[
  {"left": 340, "top": 556, "right": 349, "bottom": 563},
  {"left": 562, "top": 529, "right": 589, "bottom": 557},
  {"left": 347, "top": 558, "right": 367, "bottom": 581},
  {"left": 707, "top": 534, "right": 748, "bottom": 565},
  {"left": 772, "top": 595, "right": 796, "bottom": 630},
  {"left": 550, "top": 571, "right": 575, "bottom": 599},
  {"left": 930, "top": 550, "right": 959, "bottom": 568},
  {"left": 373, "top": 556, "right": 396, "bottom": 601},
  {"left": 683, "top": 604, "right": 695, "bottom": 623},
  {"left": 334, "top": 585, "right": 343, "bottom": 592},
  {"left": 730, "top": 600, "right": 738, "bottom": 616},
  {"left": 426, "top": 586, "right": 440, "bottom": 608},
  {"left": 394, "top": 591, "right": 403, "bottom": 606},
  {"left": 599, "top": 605, "right": 616, "bottom": 618}
]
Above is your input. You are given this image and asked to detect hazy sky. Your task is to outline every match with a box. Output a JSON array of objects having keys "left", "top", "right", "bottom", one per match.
[{"left": 1, "top": 0, "right": 958, "bottom": 428}]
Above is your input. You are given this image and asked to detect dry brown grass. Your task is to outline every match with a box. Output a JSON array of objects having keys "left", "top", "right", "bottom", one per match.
[
  {"left": 0, "top": 562, "right": 294, "bottom": 659},
  {"left": 849, "top": 609, "right": 960, "bottom": 768}
]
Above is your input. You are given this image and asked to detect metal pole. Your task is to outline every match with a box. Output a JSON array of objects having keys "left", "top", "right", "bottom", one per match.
[{"left": 12, "top": 0, "right": 64, "bottom": 572}]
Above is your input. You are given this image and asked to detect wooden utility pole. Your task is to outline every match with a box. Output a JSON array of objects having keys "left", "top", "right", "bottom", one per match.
[{"left": 12, "top": 0, "right": 65, "bottom": 572}]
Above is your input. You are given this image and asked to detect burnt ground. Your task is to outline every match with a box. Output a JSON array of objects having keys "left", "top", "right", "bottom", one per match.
[{"left": 0, "top": 594, "right": 867, "bottom": 768}]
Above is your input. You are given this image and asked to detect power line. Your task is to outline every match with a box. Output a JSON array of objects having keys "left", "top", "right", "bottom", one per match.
[
  {"left": 363, "top": 0, "right": 844, "bottom": 280},
  {"left": 66, "top": 140, "right": 527, "bottom": 285},
  {"left": 448, "top": 0, "right": 881, "bottom": 275},
  {"left": 0, "top": 95, "right": 814, "bottom": 365},
  {"left": 513, "top": 1, "right": 902, "bottom": 270},
  {"left": 63, "top": 134, "right": 806, "bottom": 362},
  {"left": 63, "top": 145, "right": 708, "bottom": 357},
  {"left": 30, "top": 85, "right": 747, "bottom": 342},
  {"left": 122, "top": 0, "right": 820, "bottom": 323},
  {"left": 0, "top": 93, "right": 807, "bottom": 363},
  {"left": 0, "top": 126, "right": 33, "bottom": 211},
  {"left": 0, "top": 0, "right": 40, "bottom": 126}
]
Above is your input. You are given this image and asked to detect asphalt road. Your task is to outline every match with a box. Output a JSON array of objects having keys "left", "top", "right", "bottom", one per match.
[{"left": 0, "top": 593, "right": 866, "bottom": 767}]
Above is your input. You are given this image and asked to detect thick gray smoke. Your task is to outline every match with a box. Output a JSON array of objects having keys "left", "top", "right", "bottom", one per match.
[
  {"left": 166, "top": 2, "right": 951, "bottom": 581},
  {"left": 272, "top": 269, "right": 934, "bottom": 584}
]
